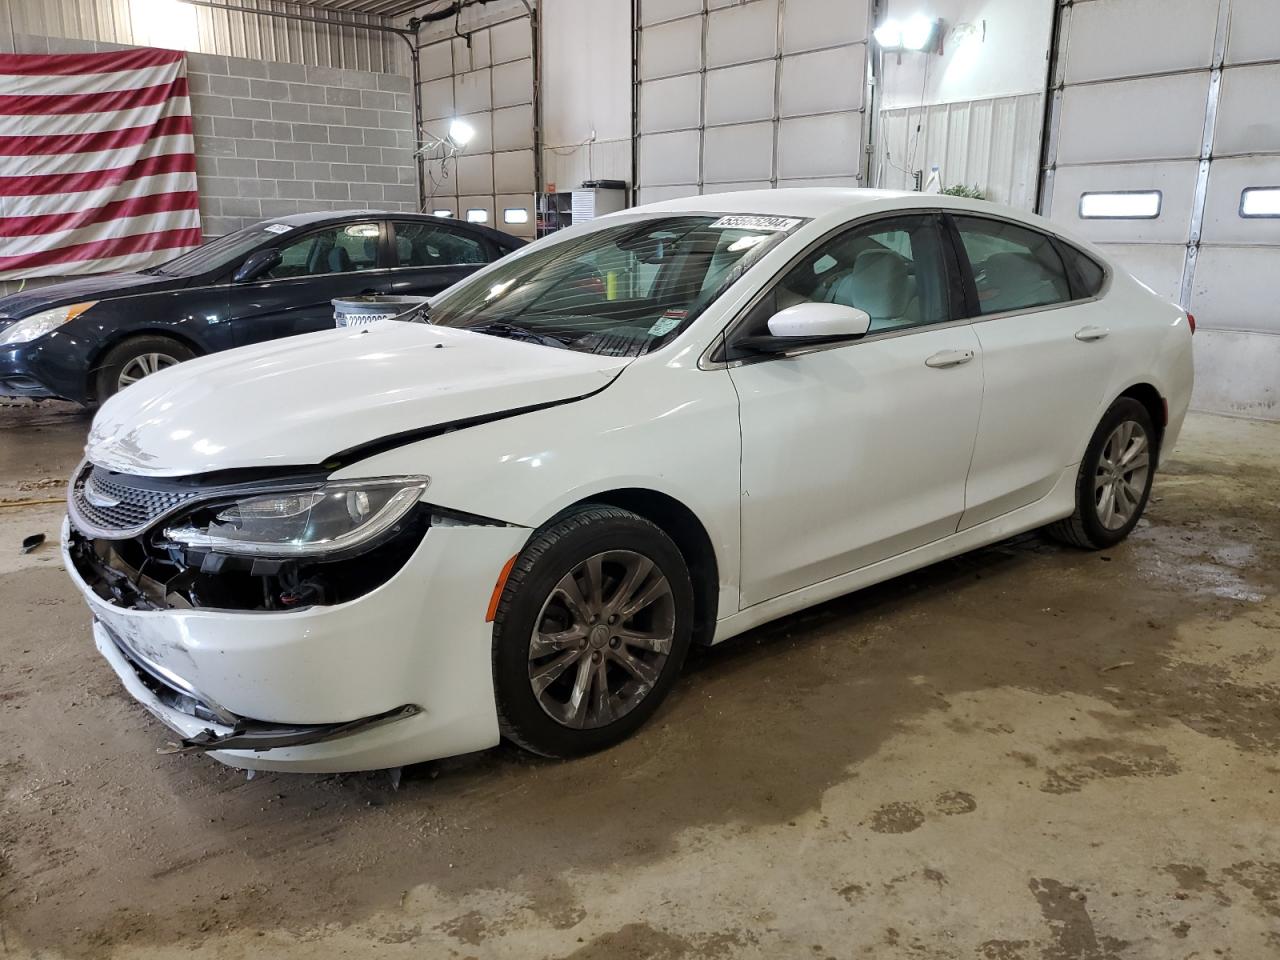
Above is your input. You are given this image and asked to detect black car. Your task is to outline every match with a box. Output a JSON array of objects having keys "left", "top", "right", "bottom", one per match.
[{"left": 0, "top": 210, "right": 524, "bottom": 404}]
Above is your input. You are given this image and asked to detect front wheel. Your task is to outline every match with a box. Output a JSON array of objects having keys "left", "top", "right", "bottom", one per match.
[
  {"left": 93, "top": 335, "right": 195, "bottom": 403},
  {"left": 491, "top": 505, "right": 695, "bottom": 758},
  {"left": 1047, "top": 397, "right": 1156, "bottom": 550}
]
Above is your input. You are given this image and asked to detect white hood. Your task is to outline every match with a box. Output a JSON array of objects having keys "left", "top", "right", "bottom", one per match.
[{"left": 86, "top": 322, "right": 630, "bottom": 476}]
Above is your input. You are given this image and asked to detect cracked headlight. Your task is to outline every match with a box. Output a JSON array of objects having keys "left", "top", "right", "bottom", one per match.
[
  {"left": 0, "top": 301, "right": 98, "bottom": 345},
  {"left": 164, "top": 477, "right": 429, "bottom": 557}
]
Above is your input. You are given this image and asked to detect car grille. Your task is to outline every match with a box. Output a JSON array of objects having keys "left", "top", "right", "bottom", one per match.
[{"left": 69, "top": 462, "right": 202, "bottom": 539}]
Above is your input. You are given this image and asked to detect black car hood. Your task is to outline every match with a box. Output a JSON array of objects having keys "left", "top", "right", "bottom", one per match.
[{"left": 0, "top": 272, "right": 189, "bottom": 320}]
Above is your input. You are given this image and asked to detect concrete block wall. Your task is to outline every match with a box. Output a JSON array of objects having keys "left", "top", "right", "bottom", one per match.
[{"left": 12, "top": 34, "right": 418, "bottom": 237}]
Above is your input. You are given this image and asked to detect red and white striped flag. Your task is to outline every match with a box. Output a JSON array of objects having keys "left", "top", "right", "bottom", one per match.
[{"left": 0, "top": 47, "right": 202, "bottom": 281}]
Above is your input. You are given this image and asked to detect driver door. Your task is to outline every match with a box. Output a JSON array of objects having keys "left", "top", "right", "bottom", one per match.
[
  {"left": 227, "top": 220, "right": 392, "bottom": 346},
  {"left": 726, "top": 214, "right": 984, "bottom": 607}
]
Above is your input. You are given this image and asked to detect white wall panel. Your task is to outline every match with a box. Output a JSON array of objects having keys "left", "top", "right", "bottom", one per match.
[
  {"left": 777, "top": 113, "right": 862, "bottom": 180},
  {"left": 1063, "top": 0, "right": 1215, "bottom": 83},
  {"left": 705, "top": 62, "right": 776, "bottom": 125},
  {"left": 1191, "top": 329, "right": 1280, "bottom": 419},
  {"left": 491, "top": 58, "right": 533, "bottom": 108},
  {"left": 640, "top": 0, "right": 703, "bottom": 26},
  {"left": 1050, "top": 160, "right": 1200, "bottom": 244},
  {"left": 703, "top": 122, "right": 775, "bottom": 183},
  {"left": 489, "top": 17, "right": 532, "bottom": 64},
  {"left": 704, "top": 181, "right": 773, "bottom": 194},
  {"left": 494, "top": 150, "right": 535, "bottom": 193},
  {"left": 779, "top": 45, "right": 865, "bottom": 116},
  {"left": 453, "top": 110, "right": 495, "bottom": 155},
  {"left": 1190, "top": 246, "right": 1280, "bottom": 334},
  {"left": 640, "top": 16, "right": 703, "bottom": 80},
  {"left": 1214, "top": 63, "right": 1280, "bottom": 157},
  {"left": 1202, "top": 157, "right": 1280, "bottom": 245},
  {"left": 421, "top": 77, "right": 454, "bottom": 121},
  {"left": 776, "top": 175, "right": 861, "bottom": 188},
  {"left": 706, "top": 0, "right": 778, "bottom": 68},
  {"left": 1096, "top": 243, "right": 1186, "bottom": 303},
  {"left": 421, "top": 40, "right": 454, "bottom": 82},
  {"left": 638, "top": 184, "right": 701, "bottom": 204},
  {"left": 454, "top": 69, "right": 493, "bottom": 115},
  {"left": 456, "top": 153, "right": 494, "bottom": 195},
  {"left": 492, "top": 104, "right": 534, "bottom": 152},
  {"left": 1056, "top": 72, "right": 1209, "bottom": 165},
  {"left": 451, "top": 32, "right": 491, "bottom": 73},
  {"left": 640, "top": 73, "right": 702, "bottom": 133},
  {"left": 639, "top": 130, "right": 701, "bottom": 185},
  {"left": 782, "top": 0, "right": 869, "bottom": 53},
  {"left": 1224, "top": 0, "right": 1280, "bottom": 66}
]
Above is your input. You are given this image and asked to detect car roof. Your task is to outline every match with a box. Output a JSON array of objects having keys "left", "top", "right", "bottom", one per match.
[{"left": 257, "top": 209, "right": 523, "bottom": 245}]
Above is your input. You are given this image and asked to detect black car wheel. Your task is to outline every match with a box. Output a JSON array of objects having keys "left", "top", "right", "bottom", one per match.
[
  {"left": 93, "top": 336, "right": 195, "bottom": 403},
  {"left": 491, "top": 505, "right": 695, "bottom": 758}
]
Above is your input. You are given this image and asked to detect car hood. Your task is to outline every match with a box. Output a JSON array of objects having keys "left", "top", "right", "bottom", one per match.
[
  {"left": 0, "top": 271, "right": 186, "bottom": 320},
  {"left": 85, "top": 322, "right": 632, "bottom": 476}
]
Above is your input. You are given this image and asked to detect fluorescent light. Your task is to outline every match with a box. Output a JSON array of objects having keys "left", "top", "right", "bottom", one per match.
[
  {"left": 1240, "top": 186, "right": 1280, "bottom": 218},
  {"left": 503, "top": 208, "right": 530, "bottom": 224},
  {"left": 448, "top": 118, "right": 476, "bottom": 146},
  {"left": 432, "top": 209, "right": 453, "bottom": 217},
  {"left": 466, "top": 208, "right": 488, "bottom": 223},
  {"left": 1079, "top": 191, "right": 1162, "bottom": 219}
]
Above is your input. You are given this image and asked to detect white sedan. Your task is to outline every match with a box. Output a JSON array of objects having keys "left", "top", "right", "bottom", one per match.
[{"left": 64, "top": 189, "right": 1193, "bottom": 772}]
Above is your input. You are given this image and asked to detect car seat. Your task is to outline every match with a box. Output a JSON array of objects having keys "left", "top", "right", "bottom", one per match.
[
  {"left": 327, "top": 247, "right": 352, "bottom": 272},
  {"left": 824, "top": 249, "right": 916, "bottom": 329}
]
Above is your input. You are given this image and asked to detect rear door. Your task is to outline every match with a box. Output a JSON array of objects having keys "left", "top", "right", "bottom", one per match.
[
  {"left": 227, "top": 219, "right": 392, "bottom": 346},
  {"left": 384, "top": 220, "right": 496, "bottom": 298},
  {"left": 949, "top": 214, "right": 1119, "bottom": 529}
]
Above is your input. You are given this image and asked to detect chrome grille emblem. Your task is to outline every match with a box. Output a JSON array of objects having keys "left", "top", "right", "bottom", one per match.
[{"left": 82, "top": 475, "right": 123, "bottom": 508}]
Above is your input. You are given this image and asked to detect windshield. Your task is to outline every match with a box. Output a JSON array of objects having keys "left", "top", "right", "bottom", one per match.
[
  {"left": 427, "top": 214, "right": 803, "bottom": 356},
  {"left": 146, "top": 224, "right": 284, "bottom": 277}
]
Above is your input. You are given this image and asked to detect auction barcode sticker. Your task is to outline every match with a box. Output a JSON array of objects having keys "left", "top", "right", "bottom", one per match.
[
  {"left": 710, "top": 215, "right": 802, "bottom": 232},
  {"left": 263, "top": 223, "right": 293, "bottom": 235}
]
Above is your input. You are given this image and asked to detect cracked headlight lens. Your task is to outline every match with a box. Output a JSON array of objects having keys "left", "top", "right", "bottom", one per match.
[{"left": 164, "top": 477, "right": 429, "bottom": 557}]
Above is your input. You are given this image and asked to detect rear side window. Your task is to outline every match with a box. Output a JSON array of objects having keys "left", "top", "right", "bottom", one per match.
[
  {"left": 1059, "top": 243, "right": 1106, "bottom": 298},
  {"left": 266, "top": 222, "right": 381, "bottom": 279},
  {"left": 393, "top": 221, "right": 487, "bottom": 267},
  {"left": 953, "top": 216, "right": 1072, "bottom": 315}
]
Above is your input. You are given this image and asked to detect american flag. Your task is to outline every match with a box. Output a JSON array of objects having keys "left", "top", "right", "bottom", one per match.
[{"left": 0, "top": 47, "right": 202, "bottom": 281}]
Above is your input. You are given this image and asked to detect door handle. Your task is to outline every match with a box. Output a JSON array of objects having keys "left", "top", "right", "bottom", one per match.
[
  {"left": 1075, "top": 325, "right": 1110, "bottom": 342},
  {"left": 925, "top": 349, "right": 975, "bottom": 369}
]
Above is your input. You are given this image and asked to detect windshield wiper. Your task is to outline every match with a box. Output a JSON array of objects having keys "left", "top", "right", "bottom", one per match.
[{"left": 464, "top": 321, "right": 569, "bottom": 349}]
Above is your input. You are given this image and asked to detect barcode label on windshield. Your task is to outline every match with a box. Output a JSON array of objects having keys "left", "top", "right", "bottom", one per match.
[
  {"left": 263, "top": 223, "right": 293, "bottom": 235},
  {"left": 710, "top": 215, "right": 801, "bottom": 232}
]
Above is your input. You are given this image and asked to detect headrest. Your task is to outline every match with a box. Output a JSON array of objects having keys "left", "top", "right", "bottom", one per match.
[
  {"left": 328, "top": 247, "right": 352, "bottom": 272},
  {"left": 833, "top": 249, "right": 912, "bottom": 319}
]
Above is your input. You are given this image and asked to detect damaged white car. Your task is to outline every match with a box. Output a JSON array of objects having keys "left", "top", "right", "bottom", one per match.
[{"left": 64, "top": 189, "right": 1194, "bottom": 773}]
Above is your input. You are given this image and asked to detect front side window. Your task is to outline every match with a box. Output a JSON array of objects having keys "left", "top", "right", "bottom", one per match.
[
  {"left": 953, "top": 216, "right": 1072, "bottom": 315},
  {"left": 392, "top": 221, "right": 488, "bottom": 267},
  {"left": 734, "top": 214, "right": 952, "bottom": 342},
  {"left": 266, "top": 222, "right": 381, "bottom": 279},
  {"left": 428, "top": 214, "right": 800, "bottom": 357}
]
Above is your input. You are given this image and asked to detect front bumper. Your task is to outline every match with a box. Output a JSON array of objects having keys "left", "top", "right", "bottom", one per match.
[
  {"left": 0, "top": 342, "right": 69, "bottom": 399},
  {"left": 64, "top": 518, "right": 531, "bottom": 772}
]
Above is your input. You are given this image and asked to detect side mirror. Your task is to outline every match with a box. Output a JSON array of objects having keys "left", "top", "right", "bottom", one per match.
[
  {"left": 233, "top": 248, "right": 281, "bottom": 283},
  {"left": 767, "top": 301, "right": 871, "bottom": 340}
]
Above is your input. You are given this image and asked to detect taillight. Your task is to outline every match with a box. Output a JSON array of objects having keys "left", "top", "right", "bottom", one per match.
[{"left": 1186, "top": 312, "right": 1196, "bottom": 334}]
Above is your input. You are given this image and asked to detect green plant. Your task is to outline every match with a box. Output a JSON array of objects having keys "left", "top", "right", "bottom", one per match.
[{"left": 940, "top": 184, "right": 987, "bottom": 200}]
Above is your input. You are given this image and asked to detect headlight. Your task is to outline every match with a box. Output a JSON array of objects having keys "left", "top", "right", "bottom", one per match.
[
  {"left": 0, "top": 302, "right": 98, "bottom": 345},
  {"left": 164, "top": 477, "right": 428, "bottom": 557}
]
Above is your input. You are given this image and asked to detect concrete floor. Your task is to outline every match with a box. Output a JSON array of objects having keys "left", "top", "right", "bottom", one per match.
[{"left": 1, "top": 400, "right": 1278, "bottom": 960}]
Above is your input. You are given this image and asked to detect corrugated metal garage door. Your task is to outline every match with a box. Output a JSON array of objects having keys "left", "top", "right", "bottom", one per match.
[
  {"left": 1040, "top": 0, "right": 1280, "bottom": 418},
  {"left": 419, "top": 15, "right": 536, "bottom": 237},
  {"left": 635, "top": 0, "right": 872, "bottom": 204}
]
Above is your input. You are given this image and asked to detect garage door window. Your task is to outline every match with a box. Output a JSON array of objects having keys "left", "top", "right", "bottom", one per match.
[
  {"left": 267, "top": 223, "right": 381, "bottom": 279},
  {"left": 953, "top": 217, "right": 1072, "bottom": 316},
  {"left": 392, "top": 221, "right": 487, "bottom": 267},
  {"left": 1240, "top": 187, "right": 1280, "bottom": 218}
]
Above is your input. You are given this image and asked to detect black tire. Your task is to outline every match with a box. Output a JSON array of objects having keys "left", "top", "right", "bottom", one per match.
[
  {"left": 492, "top": 505, "right": 695, "bottom": 758},
  {"left": 92, "top": 335, "right": 196, "bottom": 403},
  {"left": 1047, "top": 397, "right": 1157, "bottom": 550}
]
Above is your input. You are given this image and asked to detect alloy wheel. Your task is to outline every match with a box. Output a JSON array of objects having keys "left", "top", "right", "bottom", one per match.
[
  {"left": 117, "top": 352, "right": 179, "bottom": 390},
  {"left": 528, "top": 550, "right": 675, "bottom": 729},
  {"left": 1094, "top": 419, "right": 1150, "bottom": 530}
]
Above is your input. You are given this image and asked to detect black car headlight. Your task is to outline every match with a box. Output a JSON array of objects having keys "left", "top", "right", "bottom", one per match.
[{"left": 164, "top": 477, "right": 429, "bottom": 558}]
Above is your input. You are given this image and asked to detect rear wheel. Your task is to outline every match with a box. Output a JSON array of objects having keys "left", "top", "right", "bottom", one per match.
[
  {"left": 1047, "top": 397, "right": 1156, "bottom": 549},
  {"left": 492, "top": 505, "right": 694, "bottom": 758},
  {"left": 93, "top": 336, "right": 195, "bottom": 402}
]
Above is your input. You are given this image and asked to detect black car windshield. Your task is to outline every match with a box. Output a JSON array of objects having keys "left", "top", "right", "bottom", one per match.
[
  {"left": 427, "top": 214, "right": 803, "bottom": 356},
  {"left": 145, "top": 224, "right": 286, "bottom": 277}
]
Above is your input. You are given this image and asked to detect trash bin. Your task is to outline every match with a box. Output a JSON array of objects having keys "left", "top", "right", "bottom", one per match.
[{"left": 332, "top": 295, "right": 430, "bottom": 328}]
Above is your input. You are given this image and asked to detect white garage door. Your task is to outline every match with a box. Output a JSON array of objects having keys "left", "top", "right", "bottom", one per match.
[
  {"left": 418, "top": 16, "right": 536, "bottom": 238},
  {"left": 636, "top": 0, "right": 872, "bottom": 204},
  {"left": 1040, "top": 0, "right": 1280, "bottom": 418}
]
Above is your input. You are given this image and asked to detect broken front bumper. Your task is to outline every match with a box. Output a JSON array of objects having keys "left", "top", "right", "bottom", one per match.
[{"left": 64, "top": 518, "right": 533, "bottom": 772}]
